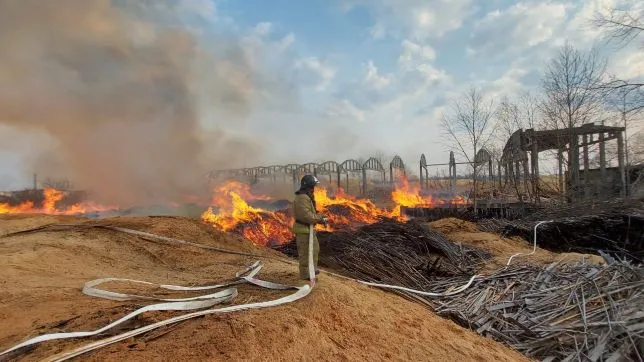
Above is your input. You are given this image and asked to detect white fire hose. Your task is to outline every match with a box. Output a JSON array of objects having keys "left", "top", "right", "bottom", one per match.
[{"left": 0, "top": 221, "right": 550, "bottom": 360}]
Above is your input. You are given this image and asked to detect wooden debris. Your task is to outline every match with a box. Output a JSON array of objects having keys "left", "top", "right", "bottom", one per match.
[
  {"left": 478, "top": 198, "right": 644, "bottom": 262},
  {"left": 273, "top": 219, "right": 644, "bottom": 361},
  {"left": 429, "top": 261, "right": 644, "bottom": 361}
]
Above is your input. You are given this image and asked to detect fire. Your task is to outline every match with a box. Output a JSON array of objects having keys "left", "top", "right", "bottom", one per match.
[
  {"left": 0, "top": 188, "right": 114, "bottom": 215},
  {"left": 200, "top": 181, "right": 401, "bottom": 246},
  {"left": 209, "top": 180, "right": 271, "bottom": 204},
  {"left": 391, "top": 178, "right": 432, "bottom": 207},
  {"left": 201, "top": 183, "right": 293, "bottom": 246},
  {"left": 391, "top": 178, "right": 467, "bottom": 208},
  {"left": 201, "top": 178, "right": 469, "bottom": 246},
  {"left": 314, "top": 188, "right": 400, "bottom": 231}
]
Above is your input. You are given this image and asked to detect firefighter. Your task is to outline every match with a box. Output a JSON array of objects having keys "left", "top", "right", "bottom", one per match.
[{"left": 292, "top": 174, "right": 328, "bottom": 280}]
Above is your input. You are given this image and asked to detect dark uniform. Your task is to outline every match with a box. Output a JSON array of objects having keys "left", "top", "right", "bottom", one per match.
[{"left": 291, "top": 175, "right": 326, "bottom": 280}]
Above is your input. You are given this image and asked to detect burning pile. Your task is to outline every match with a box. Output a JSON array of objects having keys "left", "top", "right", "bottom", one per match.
[
  {"left": 0, "top": 188, "right": 114, "bottom": 215},
  {"left": 314, "top": 188, "right": 401, "bottom": 229},
  {"left": 200, "top": 181, "right": 293, "bottom": 246},
  {"left": 200, "top": 178, "right": 472, "bottom": 246},
  {"left": 200, "top": 181, "right": 405, "bottom": 246}
]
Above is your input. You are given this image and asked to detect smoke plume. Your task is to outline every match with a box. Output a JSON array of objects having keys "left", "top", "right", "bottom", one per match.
[{"left": 0, "top": 0, "right": 273, "bottom": 206}]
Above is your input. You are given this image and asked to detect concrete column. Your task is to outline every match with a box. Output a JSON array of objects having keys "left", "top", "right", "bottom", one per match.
[
  {"left": 617, "top": 131, "right": 626, "bottom": 197},
  {"left": 531, "top": 141, "right": 539, "bottom": 203},
  {"left": 558, "top": 149, "right": 564, "bottom": 193},
  {"left": 498, "top": 162, "right": 502, "bottom": 189},
  {"left": 522, "top": 156, "right": 530, "bottom": 196},
  {"left": 515, "top": 161, "right": 521, "bottom": 196},
  {"left": 569, "top": 134, "right": 580, "bottom": 200},
  {"left": 583, "top": 134, "right": 590, "bottom": 198},
  {"left": 599, "top": 132, "right": 607, "bottom": 183}
]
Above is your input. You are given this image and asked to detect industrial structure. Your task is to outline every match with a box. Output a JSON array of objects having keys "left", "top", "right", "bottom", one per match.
[{"left": 211, "top": 122, "right": 637, "bottom": 204}]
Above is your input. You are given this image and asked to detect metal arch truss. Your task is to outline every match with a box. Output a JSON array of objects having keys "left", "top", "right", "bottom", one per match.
[
  {"left": 361, "top": 157, "right": 386, "bottom": 195},
  {"left": 209, "top": 153, "right": 475, "bottom": 196},
  {"left": 389, "top": 155, "right": 406, "bottom": 184}
]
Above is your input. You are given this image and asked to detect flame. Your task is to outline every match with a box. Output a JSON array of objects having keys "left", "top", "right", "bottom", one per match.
[
  {"left": 313, "top": 188, "right": 401, "bottom": 231},
  {"left": 200, "top": 181, "right": 402, "bottom": 246},
  {"left": 201, "top": 182, "right": 293, "bottom": 246},
  {"left": 209, "top": 180, "right": 271, "bottom": 204},
  {"left": 0, "top": 188, "right": 115, "bottom": 215},
  {"left": 202, "top": 178, "right": 469, "bottom": 246},
  {"left": 391, "top": 178, "right": 467, "bottom": 208}
]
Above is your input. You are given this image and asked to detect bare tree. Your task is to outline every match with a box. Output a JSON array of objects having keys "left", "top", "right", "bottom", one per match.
[
  {"left": 441, "top": 87, "right": 496, "bottom": 208},
  {"left": 495, "top": 96, "right": 521, "bottom": 142},
  {"left": 495, "top": 91, "right": 540, "bottom": 141},
  {"left": 540, "top": 43, "right": 607, "bottom": 130},
  {"left": 592, "top": 7, "right": 644, "bottom": 49},
  {"left": 518, "top": 91, "right": 540, "bottom": 129},
  {"left": 540, "top": 43, "right": 608, "bottom": 198},
  {"left": 592, "top": 6, "right": 644, "bottom": 112}
]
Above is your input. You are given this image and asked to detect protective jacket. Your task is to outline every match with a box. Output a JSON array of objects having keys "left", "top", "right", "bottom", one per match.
[{"left": 291, "top": 192, "right": 322, "bottom": 233}]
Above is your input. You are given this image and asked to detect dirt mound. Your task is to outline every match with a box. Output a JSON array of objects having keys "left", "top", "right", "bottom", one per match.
[
  {"left": 430, "top": 218, "right": 480, "bottom": 234},
  {"left": 0, "top": 215, "right": 528, "bottom": 361},
  {"left": 429, "top": 217, "right": 605, "bottom": 269}
]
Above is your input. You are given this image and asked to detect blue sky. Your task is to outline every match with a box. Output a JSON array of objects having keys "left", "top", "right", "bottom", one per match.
[
  {"left": 191, "top": 0, "right": 642, "bottom": 164},
  {"left": 0, "top": 0, "right": 642, "bottom": 189}
]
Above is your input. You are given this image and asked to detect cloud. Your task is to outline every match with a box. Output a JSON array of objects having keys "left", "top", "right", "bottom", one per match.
[
  {"left": 342, "top": 0, "right": 473, "bottom": 40},
  {"left": 612, "top": 50, "right": 644, "bottom": 80},
  {"left": 176, "top": 0, "right": 218, "bottom": 21},
  {"left": 363, "top": 60, "right": 393, "bottom": 90},
  {"left": 398, "top": 39, "right": 436, "bottom": 69},
  {"left": 295, "top": 57, "right": 336, "bottom": 91},
  {"left": 325, "top": 99, "right": 366, "bottom": 122},
  {"left": 469, "top": 1, "right": 570, "bottom": 57}
]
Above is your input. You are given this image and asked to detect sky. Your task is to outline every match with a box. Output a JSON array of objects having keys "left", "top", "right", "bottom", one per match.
[{"left": 0, "top": 0, "right": 643, "bottom": 190}]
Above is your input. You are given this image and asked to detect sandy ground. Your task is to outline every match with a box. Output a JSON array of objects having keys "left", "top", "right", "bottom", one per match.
[
  {"left": 0, "top": 214, "right": 529, "bottom": 362},
  {"left": 429, "top": 218, "right": 605, "bottom": 270}
]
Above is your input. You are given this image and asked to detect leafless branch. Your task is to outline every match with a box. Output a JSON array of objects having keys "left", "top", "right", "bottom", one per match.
[
  {"left": 441, "top": 87, "right": 496, "bottom": 206},
  {"left": 592, "top": 7, "right": 644, "bottom": 49}
]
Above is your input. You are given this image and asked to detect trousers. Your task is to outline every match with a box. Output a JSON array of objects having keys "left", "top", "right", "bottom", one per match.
[{"left": 295, "top": 231, "right": 319, "bottom": 279}]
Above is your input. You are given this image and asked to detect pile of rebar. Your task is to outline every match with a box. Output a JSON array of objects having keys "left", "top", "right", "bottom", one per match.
[
  {"left": 273, "top": 220, "right": 492, "bottom": 284},
  {"left": 478, "top": 198, "right": 644, "bottom": 261},
  {"left": 431, "top": 261, "right": 644, "bottom": 361}
]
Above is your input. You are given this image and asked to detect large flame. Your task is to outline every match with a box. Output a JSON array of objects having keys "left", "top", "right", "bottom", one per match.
[
  {"left": 200, "top": 178, "right": 472, "bottom": 246},
  {"left": 200, "top": 181, "right": 403, "bottom": 246},
  {"left": 201, "top": 183, "right": 294, "bottom": 246},
  {"left": 313, "top": 188, "right": 401, "bottom": 231},
  {"left": 0, "top": 188, "right": 114, "bottom": 215}
]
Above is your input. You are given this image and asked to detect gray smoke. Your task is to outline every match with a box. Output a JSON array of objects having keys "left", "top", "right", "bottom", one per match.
[{"left": 0, "top": 0, "right": 274, "bottom": 206}]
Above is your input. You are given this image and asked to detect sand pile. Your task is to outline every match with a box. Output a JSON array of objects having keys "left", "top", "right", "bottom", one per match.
[{"left": 0, "top": 215, "right": 527, "bottom": 361}]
